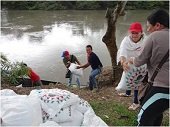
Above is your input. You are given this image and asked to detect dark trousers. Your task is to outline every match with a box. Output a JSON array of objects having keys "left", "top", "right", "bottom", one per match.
[
  {"left": 137, "top": 86, "right": 169, "bottom": 126},
  {"left": 126, "top": 89, "right": 139, "bottom": 104}
]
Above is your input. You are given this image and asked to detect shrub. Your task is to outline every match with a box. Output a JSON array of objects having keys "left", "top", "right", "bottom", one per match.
[{"left": 1, "top": 53, "right": 28, "bottom": 85}]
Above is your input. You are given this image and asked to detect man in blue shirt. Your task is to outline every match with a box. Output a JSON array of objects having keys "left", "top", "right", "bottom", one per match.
[{"left": 77, "top": 45, "right": 103, "bottom": 91}]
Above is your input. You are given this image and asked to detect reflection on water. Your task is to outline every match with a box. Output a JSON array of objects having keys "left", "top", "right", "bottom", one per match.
[{"left": 0, "top": 10, "right": 150, "bottom": 84}]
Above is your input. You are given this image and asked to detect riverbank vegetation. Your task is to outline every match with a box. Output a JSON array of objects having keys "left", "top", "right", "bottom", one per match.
[
  {"left": 1, "top": 1, "right": 169, "bottom": 10},
  {"left": 1, "top": 54, "right": 28, "bottom": 85}
]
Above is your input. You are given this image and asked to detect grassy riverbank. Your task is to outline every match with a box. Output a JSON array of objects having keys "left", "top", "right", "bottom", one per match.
[{"left": 90, "top": 100, "right": 169, "bottom": 126}]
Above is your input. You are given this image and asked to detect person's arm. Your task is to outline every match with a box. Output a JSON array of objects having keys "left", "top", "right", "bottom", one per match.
[
  {"left": 120, "top": 56, "right": 126, "bottom": 66},
  {"left": 117, "top": 37, "right": 128, "bottom": 64},
  {"left": 27, "top": 67, "right": 31, "bottom": 76},
  {"left": 66, "top": 62, "right": 71, "bottom": 68},
  {"left": 118, "top": 37, "right": 130, "bottom": 71},
  {"left": 27, "top": 67, "right": 34, "bottom": 86},
  {"left": 133, "top": 35, "right": 153, "bottom": 67},
  {"left": 77, "top": 63, "right": 90, "bottom": 69},
  {"left": 63, "top": 59, "right": 70, "bottom": 68},
  {"left": 119, "top": 56, "right": 130, "bottom": 72}
]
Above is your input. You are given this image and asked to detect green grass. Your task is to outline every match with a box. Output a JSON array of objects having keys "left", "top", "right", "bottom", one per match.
[{"left": 90, "top": 100, "right": 169, "bottom": 126}]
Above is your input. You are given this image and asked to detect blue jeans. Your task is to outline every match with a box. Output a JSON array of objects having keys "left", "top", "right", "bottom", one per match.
[
  {"left": 68, "top": 73, "right": 80, "bottom": 87},
  {"left": 126, "top": 89, "right": 139, "bottom": 104},
  {"left": 89, "top": 68, "right": 101, "bottom": 90}
]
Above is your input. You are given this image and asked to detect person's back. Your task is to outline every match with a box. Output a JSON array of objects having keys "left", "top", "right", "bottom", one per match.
[
  {"left": 144, "top": 30, "right": 169, "bottom": 87},
  {"left": 88, "top": 52, "right": 103, "bottom": 70},
  {"left": 28, "top": 67, "right": 40, "bottom": 82},
  {"left": 22, "top": 63, "right": 42, "bottom": 89}
]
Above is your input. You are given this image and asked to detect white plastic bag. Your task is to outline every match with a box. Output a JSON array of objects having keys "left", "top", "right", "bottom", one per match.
[
  {"left": 0, "top": 89, "right": 17, "bottom": 96},
  {"left": 82, "top": 108, "right": 108, "bottom": 126},
  {"left": 75, "top": 98, "right": 91, "bottom": 114},
  {"left": 39, "top": 121, "right": 60, "bottom": 126},
  {"left": 115, "top": 64, "right": 147, "bottom": 91},
  {"left": 29, "top": 89, "right": 80, "bottom": 120},
  {"left": 69, "top": 63, "right": 83, "bottom": 76},
  {"left": 29, "top": 89, "right": 108, "bottom": 126},
  {"left": 1, "top": 95, "right": 42, "bottom": 126},
  {"left": 52, "top": 105, "right": 74, "bottom": 123},
  {"left": 59, "top": 110, "right": 84, "bottom": 126}
]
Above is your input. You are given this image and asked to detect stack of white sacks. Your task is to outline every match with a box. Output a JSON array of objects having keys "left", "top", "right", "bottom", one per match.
[{"left": 0, "top": 89, "right": 107, "bottom": 126}]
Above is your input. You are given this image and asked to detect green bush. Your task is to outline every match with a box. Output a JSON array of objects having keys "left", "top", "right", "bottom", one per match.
[
  {"left": 1, "top": 54, "right": 28, "bottom": 85},
  {"left": 1, "top": 1, "right": 169, "bottom": 10}
]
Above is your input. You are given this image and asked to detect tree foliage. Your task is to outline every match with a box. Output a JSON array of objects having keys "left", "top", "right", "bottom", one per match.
[
  {"left": 1, "top": 1, "right": 169, "bottom": 10},
  {"left": 1, "top": 54, "right": 28, "bottom": 85}
]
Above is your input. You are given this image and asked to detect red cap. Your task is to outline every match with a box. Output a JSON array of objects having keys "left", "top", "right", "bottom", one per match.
[
  {"left": 129, "top": 22, "right": 143, "bottom": 32},
  {"left": 62, "top": 51, "right": 69, "bottom": 57}
]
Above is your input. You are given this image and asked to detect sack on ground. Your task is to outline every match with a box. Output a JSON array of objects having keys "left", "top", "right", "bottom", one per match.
[
  {"left": 1, "top": 88, "right": 108, "bottom": 126},
  {"left": 52, "top": 105, "right": 74, "bottom": 123},
  {"left": 39, "top": 121, "right": 60, "bottom": 126},
  {"left": 1, "top": 95, "right": 42, "bottom": 126},
  {"left": 58, "top": 110, "right": 84, "bottom": 126},
  {"left": 29, "top": 89, "right": 80, "bottom": 122},
  {"left": 0, "top": 89, "right": 17, "bottom": 96},
  {"left": 82, "top": 108, "right": 108, "bottom": 126},
  {"left": 69, "top": 63, "right": 83, "bottom": 76},
  {"left": 115, "top": 64, "right": 147, "bottom": 91},
  {"left": 75, "top": 98, "right": 91, "bottom": 114}
]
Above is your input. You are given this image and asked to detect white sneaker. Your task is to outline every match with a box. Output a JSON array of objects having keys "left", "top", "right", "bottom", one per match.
[
  {"left": 16, "top": 84, "right": 22, "bottom": 88},
  {"left": 118, "top": 93, "right": 131, "bottom": 97},
  {"left": 128, "top": 103, "right": 140, "bottom": 110}
]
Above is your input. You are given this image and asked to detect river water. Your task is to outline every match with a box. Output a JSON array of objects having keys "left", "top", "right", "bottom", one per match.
[{"left": 0, "top": 10, "right": 150, "bottom": 85}]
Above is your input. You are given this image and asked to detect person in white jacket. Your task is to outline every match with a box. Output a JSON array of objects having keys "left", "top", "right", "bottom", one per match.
[{"left": 117, "top": 22, "right": 145, "bottom": 110}]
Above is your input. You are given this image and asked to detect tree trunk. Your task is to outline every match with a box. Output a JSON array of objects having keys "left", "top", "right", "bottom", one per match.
[{"left": 102, "top": 1, "right": 127, "bottom": 82}]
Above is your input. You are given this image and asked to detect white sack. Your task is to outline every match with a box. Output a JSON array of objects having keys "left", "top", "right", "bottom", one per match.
[
  {"left": 1, "top": 88, "right": 108, "bottom": 126},
  {"left": 0, "top": 89, "right": 17, "bottom": 96},
  {"left": 29, "top": 89, "right": 107, "bottom": 126},
  {"left": 82, "top": 108, "right": 108, "bottom": 126},
  {"left": 69, "top": 63, "right": 83, "bottom": 76},
  {"left": 29, "top": 89, "right": 79, "bottom": 120},
  {"left": 115, "top": 64, "right": 147, "bottom": 91},
  {"left": 39, "top": 121, "right": 60, "bottom": 126},
  {"left": 59, "top": 110, "right": 84, "bottom": 126},
  {"left": 52, "top": 105, "right": 74, "bottom": 123},
  {"left": 1, "top": 95, "right": 42, "bottom": 126},
  {"left": 75, "top": 98, "right": 91, "bottom": 114}
]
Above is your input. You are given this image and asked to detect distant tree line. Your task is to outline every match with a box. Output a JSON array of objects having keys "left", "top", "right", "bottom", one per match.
[{"left": 1, "top": 1, "right": 169, "bottom": 10}]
